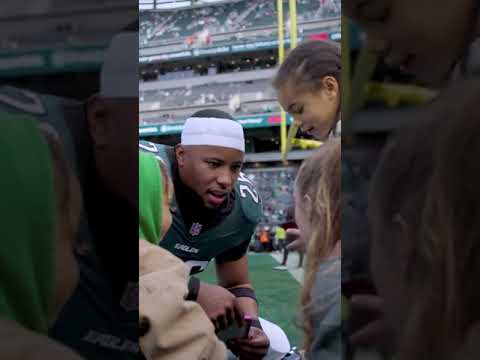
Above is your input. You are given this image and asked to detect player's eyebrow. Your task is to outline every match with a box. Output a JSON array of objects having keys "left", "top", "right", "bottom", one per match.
[{"left": 204, "top": 157, "right": 224, "bottom": 163}]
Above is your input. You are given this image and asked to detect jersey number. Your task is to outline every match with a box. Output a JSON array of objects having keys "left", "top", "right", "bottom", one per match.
[
  {"left": 238, "top": 172, "right": 259, "bottom": 203},
  {"left": 240, "top": 185, "right": 260, "bottom": 203}
]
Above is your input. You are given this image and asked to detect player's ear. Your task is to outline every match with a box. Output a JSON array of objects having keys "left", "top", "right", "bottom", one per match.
[
  {"left": 175, "top": 144, "right": 186, "bottom": 168},
  {"left": 86, "top": 95, "right": 109, "bottom": 147},
  {"left": 321, "top": 75, "right": 339, "bottom": 100}
]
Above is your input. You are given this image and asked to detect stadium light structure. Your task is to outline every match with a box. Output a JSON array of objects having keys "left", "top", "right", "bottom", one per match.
[
  {"left": 139, "top": 0, "right": 193, "bottom": 10},
  {"left": 197, "top": 0, "right": 227, "bottom": 3}
]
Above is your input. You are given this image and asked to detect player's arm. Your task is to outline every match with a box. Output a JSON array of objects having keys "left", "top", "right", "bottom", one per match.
[
  {"left": 215, "top": 254, "right": 258, "bottom": 318},
  {"left": 216, "top": 246, "right": 270, "bottom": 359},
  {"left": 189, "top": 240, "right": 253, "bottom": 332}
]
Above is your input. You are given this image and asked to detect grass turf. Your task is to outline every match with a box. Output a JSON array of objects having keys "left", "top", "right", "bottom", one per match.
[{"left": 197, "top": 253, "right": 303, "bottom": 347}]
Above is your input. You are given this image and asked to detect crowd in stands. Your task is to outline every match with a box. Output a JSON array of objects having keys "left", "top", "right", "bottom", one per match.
[
  {"left": 139, "top": 60, "right": 282, "bottom": 125},
  {"left": 248, "top": 0, "right": 339, "bottom": 28},
  {"left": 244, "top": 168, "right": 297, "bottom": 224},
  {"left": 139, "top": 99, "right": 280, "bottom": 126},
  {"left": 140, "top": 55, "right": 278, "bottom": 83},
  {"left": 140, "top": 78, "right": 276, "bottom": 108},
  {"left": 140, "top": 0, "right": 341, "bottom": 47}
]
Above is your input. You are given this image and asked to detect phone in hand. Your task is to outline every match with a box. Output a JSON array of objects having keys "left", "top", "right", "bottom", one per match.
[{"left": 216, "top": 316, "right": 253, "bottom": 342}]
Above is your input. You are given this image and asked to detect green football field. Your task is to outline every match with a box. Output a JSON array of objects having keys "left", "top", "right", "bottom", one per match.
[{"left": 197, "top": 253, "right": 303, "bottom": 348}]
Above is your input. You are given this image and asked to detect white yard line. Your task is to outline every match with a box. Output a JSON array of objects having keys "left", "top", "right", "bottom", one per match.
[{"left": 270, "top": 251, "right": 304, "bottom": 285}]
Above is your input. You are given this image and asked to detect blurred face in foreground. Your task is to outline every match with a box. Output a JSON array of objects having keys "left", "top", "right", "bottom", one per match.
[
  {"left": 87, "top": 96, "right": 138, "bottom": 206},
  {"left": 344, "top": 0, "right": 479, "bottom": 85}
]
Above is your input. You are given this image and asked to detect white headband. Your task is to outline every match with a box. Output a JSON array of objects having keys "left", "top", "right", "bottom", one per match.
[
  {"left": 100, "top": 32, "right": 138, "bottom": 98},
  {"left": 181, "top": 117, "right": 245, "bottom": 152}
]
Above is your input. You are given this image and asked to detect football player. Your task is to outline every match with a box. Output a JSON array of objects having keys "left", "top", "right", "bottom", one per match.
[{"left": 140, "top": 109, "right": 290, "bottom": 360}]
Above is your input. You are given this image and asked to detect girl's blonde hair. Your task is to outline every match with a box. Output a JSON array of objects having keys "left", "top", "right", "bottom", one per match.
[{"left": 295, "top": 138, "right": 341, "bottom": 351}]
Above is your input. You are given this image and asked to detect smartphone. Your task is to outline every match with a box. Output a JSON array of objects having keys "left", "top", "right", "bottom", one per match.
[{"left": 216, "top": 316, "right": 253, "bottom": 342}]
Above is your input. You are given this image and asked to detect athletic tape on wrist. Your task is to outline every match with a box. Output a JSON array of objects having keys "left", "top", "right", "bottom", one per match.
[{"left": 228, "top": 287, "right": 258, "bottom": 304}]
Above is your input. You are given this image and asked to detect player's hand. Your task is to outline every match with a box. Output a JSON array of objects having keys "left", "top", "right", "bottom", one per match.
[
  {"left": 349, "top": 294, "right": 386, "bottom": 347},
  {"left": 285, "top": 229, "right": 306, "bottom": 253},
  {"left": 197, "top": 282, "right": 244, "bottom": 331},
  {"left": 228, "top": 326, "right": 270, "bottom": 360}
]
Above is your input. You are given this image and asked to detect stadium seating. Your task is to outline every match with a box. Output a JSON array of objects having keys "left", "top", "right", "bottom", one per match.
[
  {"left": 140, "top": 78, "right": 276, "bottom": 108},
  {"left": 243, "top": 0, "right": 276, "bottom": 28},
  {"left": 139, "top": 99, "right": 281, "bottom": 126},
  {"left": 140, "top": 0, "right": 341, "bottom": 46},
  {"left": 244, "top": 168, "right": 298, "bottom": 224}
]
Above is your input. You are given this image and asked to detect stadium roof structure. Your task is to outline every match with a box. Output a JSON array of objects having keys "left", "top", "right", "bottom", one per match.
[
  {"left": 139, "top": 0, "right": 240, "bottom": 11},
  {"left": 0, "top": 0, "right": 132, "bottom": 19}
]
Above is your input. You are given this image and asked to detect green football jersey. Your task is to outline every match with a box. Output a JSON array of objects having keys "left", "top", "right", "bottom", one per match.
[
  {"left": 139, "top": 141, "right": 263, "bottom": 274},
  {"left": 0, "top": 86, "right": 141, "bottom": 359}
]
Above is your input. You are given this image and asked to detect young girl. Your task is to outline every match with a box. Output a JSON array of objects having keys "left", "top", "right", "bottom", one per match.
[
  {"left": 294, "top": 138, "right": 341, "bottom": 359},
  {"left": 273, "top": 40, "right": 341, "bottom": 140},
  {"left": 0, "top": 117, "right": 83, "bottom": 358},
  {"left": 368, "top": 78, "right": 480, "bottom": 360},
  {"left": 138, "top": 151, "right": 227, "bottom": 360}
]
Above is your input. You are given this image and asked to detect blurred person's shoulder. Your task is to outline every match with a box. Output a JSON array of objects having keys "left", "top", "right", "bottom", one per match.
[
  {"left": 0, "top": 86, "right": 83, "bottom": 125},
  {"left": 0, "top": 85, "right": 84, "bottom": 163},
  {"left": 139, "top": 141, "right": 175, "bottom": 173},
  {"left": 308, "top": 258, "right": 342, "bottom": 358},
  {"left": 312, "top": 257, "right": 341, "bottom": 315},
  {"left": 316, "top": 257, "right": 341, "bottom": 286}
]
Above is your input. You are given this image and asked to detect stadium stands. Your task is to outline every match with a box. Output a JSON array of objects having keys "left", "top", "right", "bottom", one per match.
[
  {"left": 139, "top": 60, "right": 283, "bottom": 125},
  {"left": 140, "top": 78, "right": 275, "bottom": 107},
  {"left": 139, "top": 99, "right": 281, "bottom": 125},
  {"left": 244, "top": 168, "right": 298, "bottom": 224},
  {"left": 140, "top": 0, "right": 340, "bottom": 47},
  {"left": 140, "top": 55, "right": 278, "bottom": 83},
  {"left": 138, "top": 0, "right": 342, "bottom": 126},
  {"left": 139, "top": 73, "right": 284, "bottom": 126},
  {"left": 140, "top": 1, "right": 250, "bottom": 45}
]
